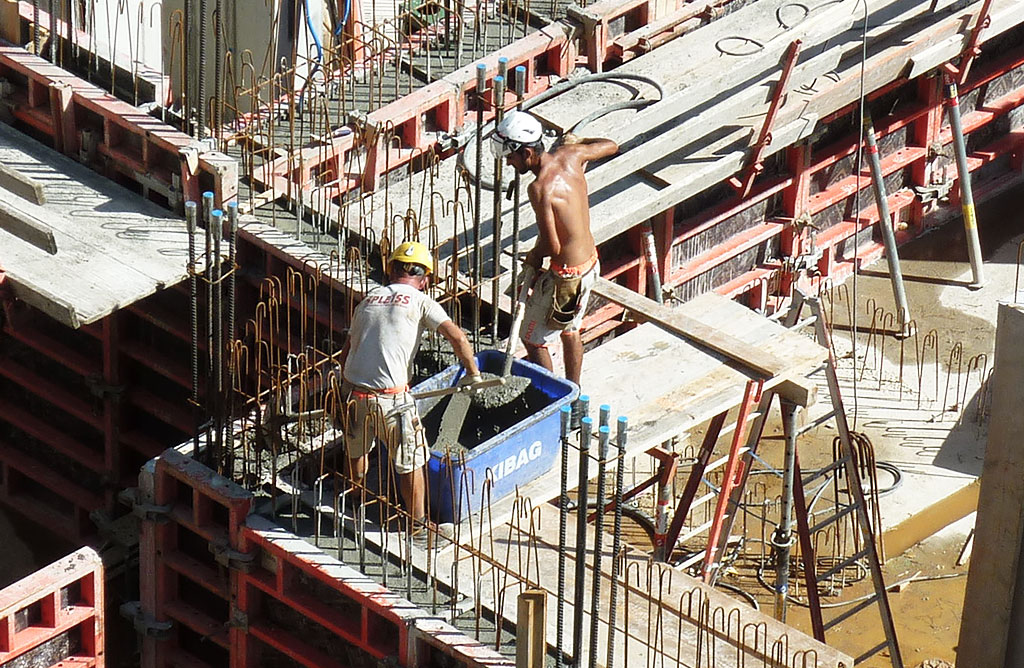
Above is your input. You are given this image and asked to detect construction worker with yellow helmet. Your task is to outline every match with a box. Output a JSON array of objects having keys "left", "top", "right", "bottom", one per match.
[{"left": 337, "top": 241, "right": 483, "bottom": 545}]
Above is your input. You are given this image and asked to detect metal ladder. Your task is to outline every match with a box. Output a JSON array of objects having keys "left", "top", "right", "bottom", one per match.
[
  {"left": 790, "top": 293, "right": 903, "bottom": 668},
  {"left": 661, "top": 378, "right": 765, "bottom": 581}
]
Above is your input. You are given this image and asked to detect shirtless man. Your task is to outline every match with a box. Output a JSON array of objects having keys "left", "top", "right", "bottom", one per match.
[{"left": 491, "top": 110, "right": 618, "bottom": 385}]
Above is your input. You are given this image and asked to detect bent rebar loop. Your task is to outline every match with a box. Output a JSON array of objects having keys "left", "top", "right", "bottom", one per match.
[{"left": 943, "top": 341, "right": 964, "bottom": 415}]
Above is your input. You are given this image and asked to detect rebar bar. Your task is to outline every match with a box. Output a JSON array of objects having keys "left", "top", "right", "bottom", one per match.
[
  {"left": 572, "top": 415, "right": 592, "bottom": 667},
  {"left": 212, "top": 208, "right": 224, "bottom": 468},
  {"left": 605, "top": 416, "right": 627, "bottom": 668},
  {"left": 556, "top": 404, "right": 570, "bottom": 668},
  {"left": 186, "top": 201, "right": 200, "bottom": 455},
  {"left": 473, "top": 62, "right": 486, "bottom": 348},
  {"left": 588, "top": 422, "right": 610, "bottom": 668}
]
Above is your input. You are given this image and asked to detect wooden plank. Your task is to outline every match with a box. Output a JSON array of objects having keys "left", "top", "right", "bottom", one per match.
[
  {"left": 295, "top": 478, "right": 850, "bottom": 668},
  {"left": 0, "top": 198, "right": 57, "bottom": 254},
  {"left": 591, "top": 113, "right": 818, "bottom": 245},
  {"left": 906, "top": 0, "right": 1024, "bottom": 80},
  {"left": 0, "top": 162, "right": 46, "bottom": 204},
  {"left": 2, "top": 273, "right": 81, "bottom": 328},
  {"left": 593, "top": 278, "right": 789, "bottom": 378},
  {"left": 882, "top": 479, "right": 979, "bottom": 558},
  {"left": 0, "top": 118, "right": 197, "bottom": 326},
  {"left": 957, "top": 303, "right": 1024, "bottom": 666}
]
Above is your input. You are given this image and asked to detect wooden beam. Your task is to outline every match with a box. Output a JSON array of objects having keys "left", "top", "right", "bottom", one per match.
[
  {"left": 958, "top": 303, "right": 1024, "bottom": 667},
  {"left": 593, "top": 277, "right": 788, "bottom": 378},
  {"left": 882, "top": 478, "right": 979, "bottom": 559},
  {"left": 0, "top": 0, "right": 19, "bottom": 44},
  {"left": 0, "top": 163, "right": 46, "bottom": 205},
  {"left": 0, "top": 198, "right": 57, "bottom": 255},
  {"left": 515, "top": 590, "right": 547, "bottom": 668},
  {"left": 585, "top": 33, "right": 844, "bottom": 193}
]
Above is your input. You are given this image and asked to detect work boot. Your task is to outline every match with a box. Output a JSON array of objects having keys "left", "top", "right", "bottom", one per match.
[{"left": 411, "top": 521, "right": 456, "bottom": 550}]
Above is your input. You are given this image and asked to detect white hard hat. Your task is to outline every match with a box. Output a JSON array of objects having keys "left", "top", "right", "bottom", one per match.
[{"left": 491, "top": 111, "right": 544, "bottom": 159}]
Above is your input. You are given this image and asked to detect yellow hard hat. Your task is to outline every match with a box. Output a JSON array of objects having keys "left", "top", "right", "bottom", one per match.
[{"left": 389, "top": 241, "right": 434, "bottom": 274}]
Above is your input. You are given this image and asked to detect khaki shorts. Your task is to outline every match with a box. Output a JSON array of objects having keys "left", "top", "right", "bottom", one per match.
[
  {"left": 341, "top": 383, "right": 429, "bottom": 475},
  {"left": 520, "top": 258, "right": 600, "bottom": 347}
]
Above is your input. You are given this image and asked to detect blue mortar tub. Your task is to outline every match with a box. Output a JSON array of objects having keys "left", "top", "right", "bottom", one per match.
[{"left": 411, "top": 349, "right": 578, "bottom": 524}]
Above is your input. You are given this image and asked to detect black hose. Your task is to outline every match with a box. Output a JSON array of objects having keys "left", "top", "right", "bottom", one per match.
[{"left": 577, "top": 500, "right": 658, "bottom": 546}]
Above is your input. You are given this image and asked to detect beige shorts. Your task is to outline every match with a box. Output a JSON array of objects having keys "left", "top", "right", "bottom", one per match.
[
  {"left": 341, "top": 384, "right": 429, "bottom": 475},
  {"left": 520, "top": 258, "right": 600, "bottom": 347}
]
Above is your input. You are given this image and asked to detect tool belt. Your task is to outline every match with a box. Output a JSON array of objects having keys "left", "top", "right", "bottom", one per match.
[{"left": 547, "top": 274, "right": 584, "bottom": 330}]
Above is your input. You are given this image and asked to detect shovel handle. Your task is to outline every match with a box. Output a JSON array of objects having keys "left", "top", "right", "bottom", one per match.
[
  {"left": 412, "top": 377, "right": 506, "bottom": 400},
  {"left": 502, "top": 265, "right": 536, "bottom": 377}
]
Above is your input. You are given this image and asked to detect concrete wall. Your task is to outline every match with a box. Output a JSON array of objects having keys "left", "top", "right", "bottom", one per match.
[
  {"left": 88, "top": 0, "right": 164, "bottom": 73},
  {"left": 159, "top": 0, "right": 323, "bottom": 121}
]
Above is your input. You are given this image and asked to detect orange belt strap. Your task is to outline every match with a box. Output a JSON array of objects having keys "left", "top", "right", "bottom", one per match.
[
  {"left": 551, "top": 251, "right": 598, "bottom": 278},
  {"left": 349, "top": 384, "right": 409, "bottom": 399}
]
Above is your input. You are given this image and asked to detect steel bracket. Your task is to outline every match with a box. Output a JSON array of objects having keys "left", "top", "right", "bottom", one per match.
[
  {"left": 120, "top": 601, "right": 174, "bottom": 639},
  {"left": 229, "top": 608, "right": 249, "bottom": 632},
  {"left": 914, "top": 179, "right": 953, "bottom": 204},
  {"left": 86, "top": 374, "right": 126, "bottom": 400},
  {"left": 118, "top": 488, "right": 173, "bottom": 523},
  {"left": 729, "top": 40, "right": 803, "bottom": 199},
  {"left": 209, "top": 539, "right": 256, "bottom": 572}
]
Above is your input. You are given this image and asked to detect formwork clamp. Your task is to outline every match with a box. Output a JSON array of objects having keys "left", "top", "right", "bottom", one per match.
[
  {"left": 229, "top": 608, "right": 249, "bottom": 632},
  {"left": 118, "top": 487, "right": 172, "bottom": 523},
  {"left": 120, "top": 601, "right": 174, "bottom": 639},
  {"left": 86, "top": 374, "right": 126, "bottom": 401},
  {"left": 209, "top": 538, "right": 256, "bottom": 572}
]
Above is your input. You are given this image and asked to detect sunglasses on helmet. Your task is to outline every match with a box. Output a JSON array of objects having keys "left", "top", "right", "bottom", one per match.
[{"left": 490, "top": 134, "right": 520, "bottom": 160}]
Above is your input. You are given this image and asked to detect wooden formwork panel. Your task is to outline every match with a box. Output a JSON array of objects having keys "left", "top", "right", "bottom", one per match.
[{"left": 0, "top": 547, "right": 104, "bottom": 668}]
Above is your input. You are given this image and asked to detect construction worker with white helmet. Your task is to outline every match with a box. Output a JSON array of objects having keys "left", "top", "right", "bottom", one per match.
[
  {"left": 492, "top": 110, "right": 619, "bottom": 387},
  {"left": 336, "top": 241, "right": 483, "bottom": 544}
]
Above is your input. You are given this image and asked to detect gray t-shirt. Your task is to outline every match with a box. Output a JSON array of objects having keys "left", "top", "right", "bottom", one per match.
[{"left": 343, "top": 283, "right": 450, "bottom": 390}]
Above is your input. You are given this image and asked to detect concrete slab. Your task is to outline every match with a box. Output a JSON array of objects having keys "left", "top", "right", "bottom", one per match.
[{"left": 0, "top": 122, "right": 199, "bottom": 327}]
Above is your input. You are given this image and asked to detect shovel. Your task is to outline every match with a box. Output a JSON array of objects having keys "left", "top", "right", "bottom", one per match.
[
  {"left": 412, "top": 377, "right": 505, "bottom": 400},
  {"left": 472, "top": 265, "right": 535, "bottom": 411},
  {"left": 434, "top": 266, "right": 536, "bottom": 449}
]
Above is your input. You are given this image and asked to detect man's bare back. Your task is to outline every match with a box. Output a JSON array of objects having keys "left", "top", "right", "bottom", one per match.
[
  {"left": 493, "top": 110, "right": 618, "bottom": 383},
  {"left": 522, "top": 137, "right": 618, "bottom": 270}
]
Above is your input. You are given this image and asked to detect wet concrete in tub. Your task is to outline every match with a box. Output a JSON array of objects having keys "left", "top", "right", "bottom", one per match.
[
  {"left": 471, "top": 372, "right": 534, "bottom": 410},
  {"left": 421, "top": 381, "right": 552, "bottom": 452}
]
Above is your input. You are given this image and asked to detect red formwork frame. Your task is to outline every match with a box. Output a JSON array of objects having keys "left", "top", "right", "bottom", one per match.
[
  {"left": 568, "top": 0, "right": 659, "bottom": 72},
  {"left": 137, "top": 451, "right": 515, "bottom": 668},
  {"left": 0, "top": 213, "right": 362, "bottom": 544},
  {"left": 0, "top": 46, "right": 236, "bottom": 210},
  {"left": 0, "top": 546, "right": 105, "bottom": 668},
  {"left": 255, "top": 22, "right": 576, "bottom": 195},
  {"left": 581, "top": 39, "right": 1024, "bottom": 338},
  {"left": 606, "top": 42, "right": 1024, "bottom": 317},
  {"left": 139, "top": 448, "right": 253, "bottom": 668},
  {"left": 9, "top": 1, "right": 172, "bottom": 105}
]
